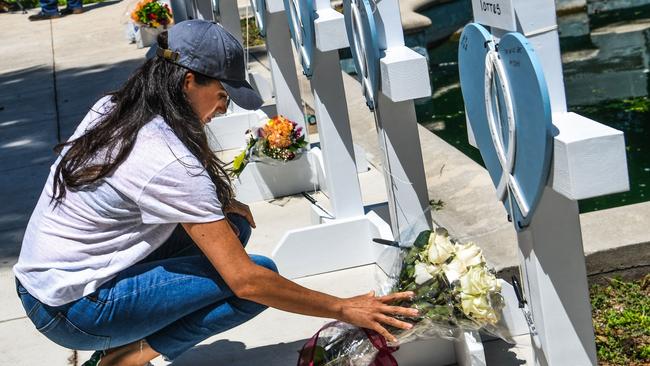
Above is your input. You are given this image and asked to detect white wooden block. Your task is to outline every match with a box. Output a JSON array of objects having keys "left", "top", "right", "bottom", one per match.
[
  {"left": 272, "top": 216, "right": 378, "bottom": 278},
  {"left": 380, "top": 46, "right": 431, "bottom": 102},
  {"left": 205, "top": 110, "right": 268, "bottom": 151},
  {"left": 265, "top": 0, "right": 284, "bottom": 13},
  {"left": 272, "top": 212, "right": 398, "bottom": 279},
  {"left": 454, "top": 331, "right": 487, "bottom": 366},
  {"left": 314, "top": 8, "right": 349, "bottom": 51},
  {"left": 551, "top": 112, "right": 629, "bottom": 200},
  {"left": 234, "top": 151, "right": 320, "bottom": 203}
]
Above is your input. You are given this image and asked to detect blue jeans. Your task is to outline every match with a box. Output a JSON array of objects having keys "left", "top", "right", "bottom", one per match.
[
  {"left": 40, "top": 0, "right": 82, "bottom": 15},
  {"left": 15, "top": 213, "right": 276, "bottom": 360}
]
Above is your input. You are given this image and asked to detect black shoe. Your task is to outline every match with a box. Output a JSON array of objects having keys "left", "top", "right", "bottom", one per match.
[
  {"left": 28, "top": 11, "right": 60, "bottom": 21},
  {"left": 81, "top": 351, "right": 105, "bottom": 366},
  {"left": 60, "top": 7, "right": 83, "bottom": 15}
]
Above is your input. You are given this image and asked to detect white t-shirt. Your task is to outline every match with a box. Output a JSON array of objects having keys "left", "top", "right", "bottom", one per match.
[{"left": 13, "top": 96, "right": 225, "bottom": 307}]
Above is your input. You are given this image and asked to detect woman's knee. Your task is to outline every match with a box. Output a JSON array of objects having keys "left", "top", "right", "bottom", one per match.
[{"left": 250, "top": 255, "right": 278, "bottom": 273}]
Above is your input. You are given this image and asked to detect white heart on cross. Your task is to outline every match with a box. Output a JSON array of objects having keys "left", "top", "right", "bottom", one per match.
[{"left": 459, "top": 23, "right": 554, "bottom": 230}]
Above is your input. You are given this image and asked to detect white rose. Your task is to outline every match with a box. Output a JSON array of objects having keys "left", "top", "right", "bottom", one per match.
[
  {"left": 459, "top": 266, "right": 500, "bottom": 296},
  {"left": 427, "top": 232, "right": 455, "bottom": 265},
  {"left": 414, "top": 262, "right": 434, "bottom": 285},
  {"left": 426, "top": 263, "right": 441, "bottom": 275},
  {"left": 460, "top": 293, "right": 499, "bottom": 325},
  {"left": 442, "top": 257, "right": 465, "bottom": 283},
  {"left": 455, "top": 242, "right": 484, "bottom": 268}
]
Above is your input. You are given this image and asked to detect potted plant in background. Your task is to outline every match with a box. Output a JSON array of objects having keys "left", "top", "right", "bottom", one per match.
[{"left": 130, "top": 0, "right": 173, "bottom": 48}]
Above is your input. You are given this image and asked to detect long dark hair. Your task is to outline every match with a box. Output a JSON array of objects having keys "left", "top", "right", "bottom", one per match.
[{"left": 52, "top": 32, "right": 234, "bottom": 208}]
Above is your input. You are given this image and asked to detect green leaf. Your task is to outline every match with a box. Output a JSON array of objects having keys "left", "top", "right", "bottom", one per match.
[
  {"left": 413, "top": 230, "right": 431, "bottom": 248},
  {"left": 231, "top": 150, "right": 248, "bottom": 177},
  {"left": 404, "top": 249, "right": 418, "bottom": 265}
]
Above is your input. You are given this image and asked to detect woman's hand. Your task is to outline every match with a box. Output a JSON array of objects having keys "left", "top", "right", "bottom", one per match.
[
  {"left": 224, "top": 199, "right": 256, "bottom": 228},
  {"left": 338, "top": 291, "right": 419, "bottom": 342}
]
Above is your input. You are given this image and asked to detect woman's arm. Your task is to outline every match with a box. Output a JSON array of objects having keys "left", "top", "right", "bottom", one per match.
[{"left": 182, "top": 220, "right": 418, "bottom": 342}]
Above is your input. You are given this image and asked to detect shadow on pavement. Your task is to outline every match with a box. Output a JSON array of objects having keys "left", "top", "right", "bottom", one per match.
[
  {"left": 484, "top": 338, "right": 527, "bottom": 365},
  {"left": 169, "top": 337, "right": 528, "bottom": 365},
  {"left": 78, "top": 0, "right": 122, "bottom": 13},
  {"left": 168, "top": 339, "right": 306, "bottom": 366},
  {"left": 0, "top": 57, "right": 144, "bottom": 267}
]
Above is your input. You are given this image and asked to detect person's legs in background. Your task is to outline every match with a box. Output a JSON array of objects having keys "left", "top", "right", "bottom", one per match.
[
  {"left": 28, "top": 0, "right": 83, "bottom": 20},
  {"left": 60, "top": 0, "right": 83, "bottom": 15},
  {"left": 65, "top": 0, "right": 82, "bottom": 9},
  {"left": 28, "top": 0, "right": 60, "bottom": 21}
]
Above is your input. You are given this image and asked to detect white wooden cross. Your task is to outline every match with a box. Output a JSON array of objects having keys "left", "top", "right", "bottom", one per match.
[
  {"left": 270, "top": 0, "right": 393, "bottom": 279},
  {"left": 298, "top": 0, "right": 365, "bottom": 219},
  {"left": 350, "top": 0, "right": 433, "bottom": 243},
  {"left": 461, "top": 1, "right": 630, "bottom": 365}
]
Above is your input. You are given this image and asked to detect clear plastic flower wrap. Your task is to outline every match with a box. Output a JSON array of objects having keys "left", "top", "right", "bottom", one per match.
[{"left": 297, "top": 227, "right": 512, "bottom": 366}]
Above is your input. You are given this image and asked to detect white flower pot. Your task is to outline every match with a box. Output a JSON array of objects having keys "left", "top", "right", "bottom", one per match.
[
  {"left": 234, "top": 151, "right": 320, "bottom": 203},
  {"left": 135, "top": 26, "right": 164, "bottom": 49}
]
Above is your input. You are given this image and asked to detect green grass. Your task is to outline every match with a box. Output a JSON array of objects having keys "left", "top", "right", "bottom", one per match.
[
  {"left": 240, "top": 17, "right": 264, "bottom": 48},
  {"left": 591, "top": 275, "right": 650, "bottom": 365},
  {"left": 574, "top": 96, "right": 650, "bottom": 115}
]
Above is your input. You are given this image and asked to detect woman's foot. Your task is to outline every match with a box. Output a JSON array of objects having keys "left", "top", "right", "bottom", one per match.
[
  {"left": 60, "top": 7, "right": 83, "bottom": 15},
  {"left": 81, "top": 352, "right": 154, "bottom": 366},
  {"left": 28, "top": 11, "right": 60, "bottom": 21},
  {"left": 81, "top": 351, "right": 106, "bottom": 366},
  {"left": 82, "top": 340, "right": 159, "bottom": 366}
]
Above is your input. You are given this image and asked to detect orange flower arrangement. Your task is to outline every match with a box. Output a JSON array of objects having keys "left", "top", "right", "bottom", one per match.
[
  {"left": 261, "top": 115, "right": 294, "bottom": 149},
  {"left": 131, "top": 0, "right": 172, "bottom": 28},
  {"left": 231, "top": 115, "right": 308, "bottom": 177}
]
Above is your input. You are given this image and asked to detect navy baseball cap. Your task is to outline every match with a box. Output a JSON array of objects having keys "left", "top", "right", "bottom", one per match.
[{"left": 159, "top": 20, "right": 263, "bottom": 110}]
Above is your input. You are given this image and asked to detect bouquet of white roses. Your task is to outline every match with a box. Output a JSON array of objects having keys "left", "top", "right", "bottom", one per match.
[{"left": 297, "top": 228, "right": 507, "bottom": 366}]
